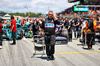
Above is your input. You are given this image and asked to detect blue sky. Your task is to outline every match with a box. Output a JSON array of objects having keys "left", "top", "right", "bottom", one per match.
[{"left": 0, "top": 0, "right": 75, "bottom": 14}]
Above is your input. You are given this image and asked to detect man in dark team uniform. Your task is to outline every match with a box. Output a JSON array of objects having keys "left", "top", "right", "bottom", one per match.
[
  {"left": 32, "top": 18, "right": 41, "bottom": 42},
  {"left": 59, "top": 17, "right": 64, "bottom": 25},
  {"left": 79, "top": 17, "right": 83, "bottom": 38},
  {"left": 32, "top": 18, "right": 40, "bottom": 35},
  {"left": 64, "top": 17, "right": 72, "bottom": 42},
  {"left": 73, "top": 17, "right": 80, "bottom": 39},
  {"left": 86, "top": 16, "right": 95, "bottom": 50},
  {"left": 41, "top": 11, "right": 60, "bottom": 61}
]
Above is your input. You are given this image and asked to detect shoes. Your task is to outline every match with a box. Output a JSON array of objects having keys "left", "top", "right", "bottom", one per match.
[
  {"left": 11, "top": 43, "right": 16, "bottom": 45},
  {"left": 50, "top": 55, "right": 55, "bottom": 60},
  {"left": 0, "top": 46, "right": 3, "bottom": 49},
  {"left": 47, "top": 55, "right": 55, "bottom": 61},
  {"left": 47, "top": 56, "right": 50, "bottom": 61}
]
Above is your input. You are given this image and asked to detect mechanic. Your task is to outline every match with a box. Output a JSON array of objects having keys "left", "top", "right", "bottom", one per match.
[
  {"left": 40, "top": 11, "right": 60, "bottom": 61},
  {"left": 64, "top": 17, "right": 72, "bottom": 42},
  {"left": 32, "top": 18, "right": 41, "bottom": 42},
  {"left": 86, "top": 16, "right": 95, "bottom": 50},
  {"left": 73, "top": 17, "right": 80, "bottom": 40}
]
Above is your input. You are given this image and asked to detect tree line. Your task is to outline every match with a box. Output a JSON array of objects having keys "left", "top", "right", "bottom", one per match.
[{"left": 0, "top": 11, "right": 43, "bottom": 17}]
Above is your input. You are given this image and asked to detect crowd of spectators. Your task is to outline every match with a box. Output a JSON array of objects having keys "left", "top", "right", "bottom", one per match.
[{"left": 58, "top": 0, "right": 100, "bottom": 17}]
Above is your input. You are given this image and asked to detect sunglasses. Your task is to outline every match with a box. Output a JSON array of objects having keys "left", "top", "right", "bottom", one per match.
[{"left": 48, "top": 14, "right": 53, "bottom": 15}]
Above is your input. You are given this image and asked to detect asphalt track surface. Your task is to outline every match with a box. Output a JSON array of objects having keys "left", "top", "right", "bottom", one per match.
[{"left": 0, "top": 37, "right": 100, "bottom": 66}]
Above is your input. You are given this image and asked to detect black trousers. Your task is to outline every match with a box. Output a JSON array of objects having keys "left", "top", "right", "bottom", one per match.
[
  {"left": 45, "top": 35, "right": 55, "bottom": 56},
  {"left": 74, "top": 27, "right": 80, "bottom": 38},
  {"left": 12, "top": 32, "right": 16, "bottom": 44},
  {"left": 87, "top": 32, "right": 95, "bottom": 49},
  {"left": 0, "top": 32, "right": 3, "bottom": 46},
  {"left": 83, "top": 32, "right": 85, "bottom": 44},
  {"left": 68, "top": 28, "right": 72, "bottom": 41}
]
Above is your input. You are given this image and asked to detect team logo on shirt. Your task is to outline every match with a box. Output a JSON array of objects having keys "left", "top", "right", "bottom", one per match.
[{"left": 45, "top": 23, "right": 54, "bottom": 28}]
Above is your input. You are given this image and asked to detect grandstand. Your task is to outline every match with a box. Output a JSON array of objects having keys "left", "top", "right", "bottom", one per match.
[{"left": 58, "top": 0, "right": 100, "bottom": 18}]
